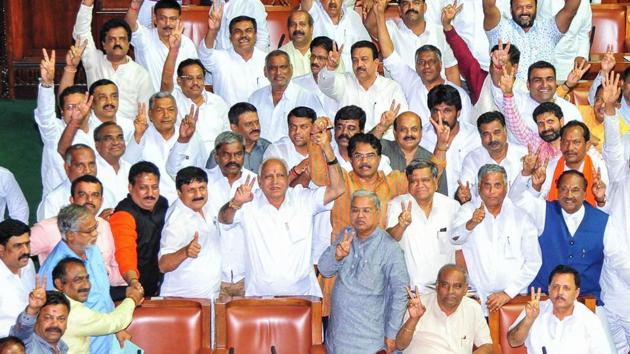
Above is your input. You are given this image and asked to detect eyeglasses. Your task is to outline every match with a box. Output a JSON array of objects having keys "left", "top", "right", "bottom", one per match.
[
  {"left": 351, "top": 152, "right": 378, "bottom": 160},
  {"left": 76, "top": 225, "right": 98, "bottom": 235},
  {"left": 179, "top": 75, "right": 205, "bottom": 83},
  {"left": 309, "top": 54, "right": 328, "bottom": 62}
]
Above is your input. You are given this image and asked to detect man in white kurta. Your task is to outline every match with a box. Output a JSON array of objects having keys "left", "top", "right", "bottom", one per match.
[
  {"left": 450, "top": 164, "right": 541, "bottom": 315},
  {"left": 279, "top": 10, "right": 314, "bottom": 77},
  {"left": 94, "top": 123, "right": 132, "bottom": 203},
  {"left": 262, "top": 107, "right": 314, "bottom": 170},
  {"left": 0, "top": 167, "right": 28, "bottom": 224},
  {"left": 214, "top": 0, "right": 270, "bottom": 52}
]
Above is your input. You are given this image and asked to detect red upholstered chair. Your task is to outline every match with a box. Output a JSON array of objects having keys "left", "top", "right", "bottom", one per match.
[
  {"left": 570, "top": 81, "right": 593, "bottom": 106},
  {"left": 214, "top": 296, "right": 325, "bottom": 354},
  {"left": 181, "top": 5, "right": 210, "bottom": 48},
  {"left": 488, "top": 294, "right": 596, "bottom": 354},
  {"left": 267, "top": 8, "right": 293, "bottom": 49},
  {"left": 125, "top": 298, "right": 213, "bottom": 354},
  {"left": 590, "top": 4, "right": 630, "bottom": 53}
]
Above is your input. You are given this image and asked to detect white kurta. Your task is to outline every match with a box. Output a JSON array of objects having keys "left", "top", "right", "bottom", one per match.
[
  {"left": 0, "top": 167, "right": 28, "bottom": 224},
  {"left": 36, "top": 180, "right": 116, "bottom": 222},
  {"left": 95, "top": 155, "right": 132, "bottom": 204},
  {"left": 292, "top": 73, "right": 339, "bottom": 119},
  {"left": 164, "top": 136, "right": 214, "bottom": 180},
  {"left": 0, "top": 259, "right": 35, "bottom": 337},
  {"left": 280, "top": 42, "right": 311, "bottom": 77},
  {"left": 215, "top": 0, "right": 270, "bottom": 52},
  {"left": 262, "top": 136, "right": 308, "bottom": 169}
]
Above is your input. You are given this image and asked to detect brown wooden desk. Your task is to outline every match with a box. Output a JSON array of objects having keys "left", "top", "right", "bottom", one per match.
[{"left": 585, "top": 53, "right": 630, "bottom": 79}]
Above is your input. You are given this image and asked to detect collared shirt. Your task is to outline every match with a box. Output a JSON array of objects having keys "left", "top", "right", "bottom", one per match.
[
  {"left": 137, "top": 0, "right": 182, "bottom": 29},
  {"left": 248, "top": 82, "right": 325, "bottom": 142},
  {"left": 63, "top": 296, "right": 135, "bottom": 354},
  {"left": 510, "top": 299, "right": 609, "bottom": 354},
  {"left": 404, "top": 292, "right": 492, "bottom": 354},
  {"left": 87, "top": 113, "right": 135, "bottom": 146},
  {"left": 262, "top": 136, "right": 308, "bottom": 169},
  {"left": 451, "top": 198, "right": 542, "bottom": 314},
  {"left": 215, "top": 0, "right": 270, "bottom": 52},
  {"left": 10, "top": 312, "right": 68, "bottom": 354},
  {"left": 486, "top": 15, "right": 563, "bottom": 82},
  {"left": 0, "top": 259, "right": 35, "bottom": 336},
  {"left": 29, "top": 216, "right": 126, "bottom": 286},
  {"left": 164, "top": 134, "right": 222, "bottom": 180},
  {"left": 36, "top": 180, "right": 117, "bottom": 222},
  {"left": 172, "top": 88, "right": 230, "bottom": 159},
  {"left": 420, "top": 122, "right": 481, "bottom": 197},
  {"left": 96, "top": 155, "right": 132, "bottom": 204},
  {"left": 130, "top": 25, "right": 199, "bottom": 91},
  {"left": 318, "top": 227, "right": 410, "bottom": 352},
  {"left": 0, "top": 166, "right": 28, "bottom": 223},
  {"left": 387, "top": 193, "right": 460, "bottom": 294},
  {"left": 160, "top": 199, "right": 222, "bottom": 299},
  {"left": 308, "top": 2, "right": 371, "bottom": 73},
  {"left": 198, "top": 42, "right": 268, "bottom": 106},
  {"left": 229, "top": 186, "right": 326, "bottom": 296},
  {"left": 73, "top": 4, "right": 153, "bottom": 121},
  {"left": 280, "top": 41, "right": 311, "bottom": 77},
  {"left": 318, "top": 68, "right": 408, "bottom": 138},
  {"left": 382, "top": 51, "right": 472, "bottom": 128},
  {"left": 205, "top": 138, "right": 272, "bottom": 173},
  {"left": 292, "top": 73, "right": 339, "bottom": 118}
]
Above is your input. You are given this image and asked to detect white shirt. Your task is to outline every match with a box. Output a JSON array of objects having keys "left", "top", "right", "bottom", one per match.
[
  {"left": 387, "top": 193, "right": 460, "bottom": 294},
  {"left": 164, "top": 136, "right": 217, "bottom": 180},
  {"left": 229, "top": 186, "right": 326, "bottom": 296},
  {"left": 172, "top": 88, "right": 230, "bottom": 158},
  {"left": 382, "top": 51, "right": 473, "bottom": 127},
  {"left": 510, "top": 299, "right": 610, "bottom": 354},
  {"left": 87, "top": 113, "right": 136, "bottom": 148},
  {"left": 450, "top": 199, "right": 542, "bottom": 314},
  {"left": 403, "top": 293, "right": 492, "bottom": 354},
  {"left": 198, "top": 42, "right": 268, "bottom": 106},
  {"left": 137, "top": 0, "right": 182, "bottom": 29},
  {"left": 318, "top": 67, "right": 408, "bottom": 138},
  {"left": 215, "top": 0, "right": 270, "bottom": 53},
  {"left": 36, "top": 179, "right": 117, "bottom": 222},
  {"left": 248, "top": 82, "right": 325, "bottom": 142},
  {"left": 420, "top": 122, "right": 481, "bottom": 197},
  {"left": 280, "top": 42, "right": 311, "bottom": 77},
  {"left": 159, "top": 199, "right": 222, "bottom": 299},
  {"left": 130, "top": 25, "right": 199, "bottom": 91},
  {"left": 459, "top": 143, "right": 527, "bottom": 203},
  {"left": 292, "top": 73, "right": 339, "bottom": 119},
  {"left": 73, "top": 4, "right": 153, "bottom": 122},
  {"left": 0, "top": 167, "right": 28, "bottom": 224},
  {"left": 0, "top": 259, "right": 35, "bottom": 337},
  {"left": 96, "top": 155, "right": 132, "bottom": 204},
  {"left": 263, "top": 136, "right": 308, "bottom": 169},
  {"left": 308, "top": 2, "right": 370, "bottom": 73}
]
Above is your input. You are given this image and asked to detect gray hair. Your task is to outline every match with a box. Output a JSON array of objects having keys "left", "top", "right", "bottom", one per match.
[
  {"left": 57, "top": 204, "right": 92, "bottom": 240},
  {"left": 477, "top": 164, "right": 508, "bottom": 184},
  {"left": 350, "top": 189, "right": 381, "bottom": 212},
  {"left": 436, "top": 263, "right": 469, "bottom": 284},
  {"left": 64, "top": 144, "right": 94, "bottom": 165},
  {"left": 258, "top": 157, "right": 289, "bottom": 176},
  {"left": 148, "top": 91, "right": 176, "bottom": 110},
  {"left": 214, "top": 131, "right": 245, "bottom": 151},
  {"left": 405, "top": 160, "right": 438, "bottom": 179}
]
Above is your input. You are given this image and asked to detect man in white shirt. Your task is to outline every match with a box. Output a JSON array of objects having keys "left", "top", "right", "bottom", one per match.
[
  {"left": 364, "top": 0, "right": 460, "bottom": 84},
  {"left": 215, "top": 0, "right": 270, "bottom": 52},
  {"left": 280, "top": 10, "right": 314, "bottom": 77},
  {"left": 248, "top": 50, "right": 324, "bottom": 142},
  {"left": 458, "top": 111, "right": 527, "bottom": 204},
  {"left": 318, "top": 40, "right": 408, "bottom": 137},
  {"left": 73, "top": 0, "right": 153, "bottom": 121},
  {"left": 450, "top": 164, "right": 542, "bottom": 315},
  {"left": 263, "top": 106, "right": 314, "bottom": 173},
  {"left": 386, "top": 162, "right": 460, "bottom": 294},
  {"left": 159, "top": 167, "right": 222, "bottom": 300},
  {"left": 395, "top": 264, "right": 493, "bottom": 353},
  {"left": 94, "top": 122, "right": 132, "bottom": 204},
  {"left": 508, "top": 265, "right": 610, "bottom": 354},
  {"left": 125, "top": 0, "right": 199, "bottom": 91},
  {"left": 218, "top": 120, "right": 345, "bottom": 296},
  {"left": 0, "top": 219, "right": 35, "bottom": 337},
  {"left": 300, "top": 0, "right": 370, "bottom": 73},
  {"left": 0, "top": 167, "right": 28, "bottom": 224},
  {"left": 137, "top": 0, "right": 181, "bottom": 28},
  {"left": 199, "top": 8, "right": 267, "bottom": 105}
]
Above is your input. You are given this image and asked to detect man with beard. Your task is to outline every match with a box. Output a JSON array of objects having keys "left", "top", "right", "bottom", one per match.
[
  {"left": 125, "top": 0, "right": 199, "bottom": 91},
  {"left": 363, "top": 0, "right": 460, "bottom": 85},
  {"left": 72, "top": 0, "right": 153, "bottom": 122},
  {"left": 94, "top": 122, "right": 132, "bottom": 203},
  {"left": 199, "top": 9, "right": 267, "bottom": 105},
  {"left": 110, "top": 162, "right": 168, "bottom": 297},
  {"left": 280, "top": 10, "right": 315, "bottom": 77},
  {"left": 0, "top": 220, "right": 35, "bottom": 337},
  {"left": 483, "top": 0, "right": 580, "bottom": 81},
  {"left": 248, "top": 50, "right": 324, "bottom": 142}
]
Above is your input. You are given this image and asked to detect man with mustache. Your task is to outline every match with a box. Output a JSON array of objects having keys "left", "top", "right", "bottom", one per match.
[
  {"left": 249, "top": 50, "right": 324, "bottom": 142},
  {"left": 300, "top": 0, "right": 370, "bottom": 74},
  {"left": 72, "top": 0, "right": 153, "bottom": 122},
  {"left": 38, "top": 204, "right": 117, "bottom": 354},
  {"left": 0, "top": 220, "right": 35, "bottom": 337},
  {"left": 364, "top": 0, "right": 461, "bottom": 85},
  {"left": 508, "top": 265, "right": 610, "bottom": 354},
  {"left": 280, "top": 10, "right": 315, "bottom": 77},
  {"left": 94, "top": 122, "right": 132, "bottom": 203},
  {"left": 52, "top": 257, "right": 144, "bottom": 354},
  {"left": 110, "top": 161, "right": 169, "bottom": 298},
  {"left": 159, "top": 167, "right": 222, "bottom": 300},
  {"left": 125, "top": 0, "right": 199, "bottom": 91},
  {"left": 199, "top": 8, "right": 267, "bottom": 105},
  {"left": 483, "top": 0, "right": 580, "bottom": 82},
  {"left": 213, "top": 0, "right": 270, "bottom": 53},
  {"left": 31, "top": 175, "right": 126, "bottom": 289}
]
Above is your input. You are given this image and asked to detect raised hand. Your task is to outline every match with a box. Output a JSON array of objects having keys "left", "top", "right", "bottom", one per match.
[
  {"left": 525, "top": 287, "right": 542, "bottom": 321},
  {"left": 521, "top": 144, "right": 540, "bottom": 176},
  {"left": 311, "top": 117, "right": 332, "bottom": 148},
  {"left": 378, "top": 100, "right": 401, "bottom": 130},
  {"left": 466, "top": 202, "right": 485, "bottom": 230},
  {"left": 178, "top": 104, "right": 199, "bottom": 143},
  {"left": 601, "top": 69, "right": 622, "bottom": 108},
  {"left": 398, "top": 201, "right": 412, "bottom": 229},
  {"left": 592, "top": 167, "right": 606, "bottom": 205},
  {"left": 456, "top": 180, "right": 472, "bottom": 204},
  {"left": 40, "top": 48, "right": 56, "bottom": 87},
  {"left": 441, "top": 0, "right": 463, "bottom": 30},
  {"left": 66, "top": 37, "right": 88, "bottom": 69},
  {"left": 431, "top": 111, "right": 452, "bottom": 149},
  {"left": 186, "top": 232, "right": 201, "bottom": 258},
  {"left": 564, "top": 59, "right": 591, "bottom": 90},
  {"left": 530, "top": 157, "right": 548, "bottom": 190},
  {"left": 27, "top": 274, "right": 47, "bottom": 315},
  {"left": 498, "top": 65, "right": 516, "bottom": 95},
  {"left": 600, "top": 44, "right": 616, "bottom": 75},
  {"left": 168, "top": 21, "right": 184, "bottom": 49},
  {"left": 133, "top": 102, "right": 149, "bottom": 141},
  {"left": 69, "top": 92, "right": 93, "bottom": 127},
  {"left": 232, "top": 175, "right": 256, "bottom": 207},
  {"left": 207, "top": 3, "right": 224, "bottom": 32},
  {"left": 335, "top": 228, "right": 355, "bottom": 261},
  {"left": 491, "top": 39, "right": 511, "bottom": 71},
  {"left": 406, "top": 286, "right": 426, "bottom": 319},
  {"left": 326, "top": 41, "right": 343, "bottom": 71}
]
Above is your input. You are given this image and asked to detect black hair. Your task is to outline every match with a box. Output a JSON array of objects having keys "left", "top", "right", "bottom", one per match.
[
  {"left": 347, "top": 133, "right": 382, "bottom": 157},
  {"left": 228, "top": 102, "right": 258, "bottom": 125},
  {"left": 490, "top": 43, "right": 520, "bottom": 65},
  {"left": 405, "top": 161, "right": 438, "bottom": 179},
  {"left": 0, "top": 336, "right": 25, "bottom": 350},
  {"left": 334, "top": 105, "right": 366, "bottom": 130},
  {"left": 44, "top": 290, "right": 71, "bottom": 313},
  {"left": 52, "top": 257, "right": 86, "bottom": 284},
  {"left": 70, "top": 175, "right": 103, "bottom": 197},
  {"left": 59, "top": 85, "right": 87, "bottom": 110},
  {"left": 560, "top": 120, "right": 590, "bottom": 142},
  {"left": 99, "top": 18, "right": 132, "bottom": 46},
  {"left": 310, "top": 36, "right": 333, "bottom": 52},
  {"left": 177, "top": 58, "right": 207, "bottom": 77},
  {"left": 527, "top": 61, "right": 556, "bottom": 82},
  {"left": 88, "top": 79, "right": 117, "bottom": 97},
  {"left": 93, "top": 121, "right": 121, "bottom": 142},
  {"left": 229, "top": 16, "right": 257, "bottom": 33},
  {"left": 351, "top": 40, "right": 379, "bottom": 60},
  {"left": 153, "top": 0, "right": 182, "bottom": 15},
  {"left": 0, "top": 219, "right": 30, "bottom": 246},
  {"left": 175, "top": 166, "right": 208, "bottom": 190},
  {"left": 555, "top": 170, "right": 588, "bottom": 191},
  {"left": 427, "top": 85, "right": 462, "bottom": 111},
  {"left": 129, "top": 161, "right": 161, "bottom": 185},
  {"left": 532, "top": 102, "right": 563, "bottom": 123},
  {"left": 549, "top": 264, "right": 581, "bottom": 288},
  {"left": 287, "top": 106, "right": 316, "bottom": 125},
  {"left": 476, "top": 111, "right": 506, "bottom": 131}
]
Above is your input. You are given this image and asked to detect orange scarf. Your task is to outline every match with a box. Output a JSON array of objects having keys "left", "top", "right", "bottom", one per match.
[{"left": 547, "top": 155, "right": 596, "bottom": 206}]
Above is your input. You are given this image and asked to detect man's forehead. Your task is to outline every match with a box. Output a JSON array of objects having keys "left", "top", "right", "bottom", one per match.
[
  {"left": 75, "top": 182, "right": 102, "bottom": 193},
  {"left": 94, "top": 84, "right": 118, "bottom": 95}
]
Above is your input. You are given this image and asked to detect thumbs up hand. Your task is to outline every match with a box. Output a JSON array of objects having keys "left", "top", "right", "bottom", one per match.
[{"left": 186, "top": 232, "right": 201, "bottom": 258}]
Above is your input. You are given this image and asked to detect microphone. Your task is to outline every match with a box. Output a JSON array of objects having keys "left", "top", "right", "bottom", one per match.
[
  {"left": 271, "top": 346, "right": 277, "bottom": 354},
  {"left": 542, "top": 346, "right": 547, "bottom": 354}
]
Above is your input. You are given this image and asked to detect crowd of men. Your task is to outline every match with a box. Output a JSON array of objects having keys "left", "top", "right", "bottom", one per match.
[{"left": 0, "top": 0, "right": 629, "bottom": 352}]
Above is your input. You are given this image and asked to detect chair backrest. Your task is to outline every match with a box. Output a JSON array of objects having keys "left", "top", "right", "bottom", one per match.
[
  {"left": 591, "top": 5, "right": 629, "bottom": 53},
  {"left": 125, "top": 298, "right": 212, "bottom": 354},
  {"left": 215, "top": 296, "right": 323, "bottom": 354},
  {"left": 570, "top": 81, "right": 593, "bottom": 106},
  {"left": 489, "top": 294, "right": 596, "bottom": 354},
  {"left": 267, "top": 8, "right": 293, "bottom": 49}
]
